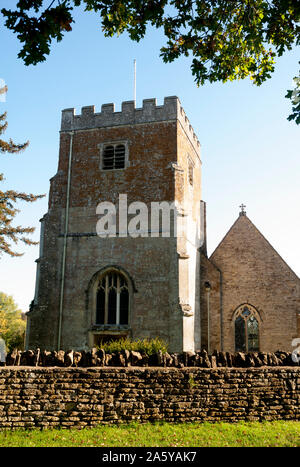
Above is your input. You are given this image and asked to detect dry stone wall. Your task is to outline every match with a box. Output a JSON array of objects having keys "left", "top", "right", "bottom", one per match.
[
  {"left": 0, "top": 366, "right": 299, "bottom": 430},
  {"left": 4, "top": 348, "right": 300, "bottom": 369}
]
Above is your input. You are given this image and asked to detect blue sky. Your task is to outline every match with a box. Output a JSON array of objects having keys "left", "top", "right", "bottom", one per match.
[{"left": 0, "top": 2, "right": 299, "bottom": 312}]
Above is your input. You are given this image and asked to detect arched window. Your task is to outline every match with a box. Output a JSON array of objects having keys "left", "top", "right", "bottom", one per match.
[
  {"left": 102, "top": 144, "right": 126, "bottom": 170},
  {"left": 95, "top": 271, "right": 129, "bottom": 326},
  {"left": 234, "top": 305, "right": 259, "bottom": 352}
]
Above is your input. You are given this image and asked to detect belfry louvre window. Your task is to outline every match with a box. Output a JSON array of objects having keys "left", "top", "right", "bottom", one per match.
[
  {"left": 102, "top": 144, "right": 126, "bottom": 170},
  {"left": 96, "top": 271, "right": 129, "bottom": 325},
  {"left": 234, "top": 305, "right": 259, "bottom": 352}
]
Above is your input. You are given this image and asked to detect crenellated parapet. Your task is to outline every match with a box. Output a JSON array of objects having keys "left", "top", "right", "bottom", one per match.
[{"left": 61, "top": 96, "right": 200, "bottom": 152}]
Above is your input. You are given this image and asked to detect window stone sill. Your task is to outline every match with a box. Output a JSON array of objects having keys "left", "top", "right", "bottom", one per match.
[{"left": 90, "top": 325, "right": 130, "bottom": 332}]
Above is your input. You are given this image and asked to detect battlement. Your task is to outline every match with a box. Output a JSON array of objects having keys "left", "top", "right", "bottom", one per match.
[{"left": 61, "top": 96, "right": 200, "bottom": 150}]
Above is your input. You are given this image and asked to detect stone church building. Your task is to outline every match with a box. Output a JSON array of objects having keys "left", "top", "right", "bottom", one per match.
[{"left": 25, "top": 96, "right": 300, "bottom": 354}]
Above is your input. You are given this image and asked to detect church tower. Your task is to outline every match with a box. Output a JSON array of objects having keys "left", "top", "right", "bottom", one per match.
[{"left": 26, "top": 97, "right": 203, "bottom": 352}]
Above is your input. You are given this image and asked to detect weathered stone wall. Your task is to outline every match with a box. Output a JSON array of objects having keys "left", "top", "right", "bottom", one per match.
[
  {"left": 27, "top": 96, "right": 202, "bottom": 354},
  {"left": 200, "top": 252, "right": 221, "bottom": 351},
  {"left": 29, "top": 119, "right": 180, "bottom": 352},
  {"left": 0, "top": 366, "right": 299, "bottom": 430}
]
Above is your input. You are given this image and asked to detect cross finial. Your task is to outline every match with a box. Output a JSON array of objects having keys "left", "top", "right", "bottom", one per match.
[{"left": 239, "top": 203, "right": 246, "bottom": 216}]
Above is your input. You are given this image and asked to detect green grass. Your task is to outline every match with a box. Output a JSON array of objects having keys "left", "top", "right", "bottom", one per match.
[{"left": 0, "top": 421, "right": 299, "bottom": 447}]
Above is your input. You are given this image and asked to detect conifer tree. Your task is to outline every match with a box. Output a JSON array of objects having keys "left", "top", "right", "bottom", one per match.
[{"left": 0, "top": 85, "right": 44, "bottom": 257}]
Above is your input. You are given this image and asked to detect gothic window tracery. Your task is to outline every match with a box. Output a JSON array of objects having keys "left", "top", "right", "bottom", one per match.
[
  {"left": 234, "top": 304, "right": 259, "bottom": 352},
  {"left": 95, "top": 271, "right": 129, "bottom": 326}
]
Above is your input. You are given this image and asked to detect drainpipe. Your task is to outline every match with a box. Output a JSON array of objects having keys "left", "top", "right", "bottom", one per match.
[
  {"left": 204, "top": 281, "right": 211, "bottom": 354},
  {"left": 57, "top": 131, "right": 73, "bottom": 350},
  {"left": 219, "top": 269, "right": 224, "bottom": 351}
]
